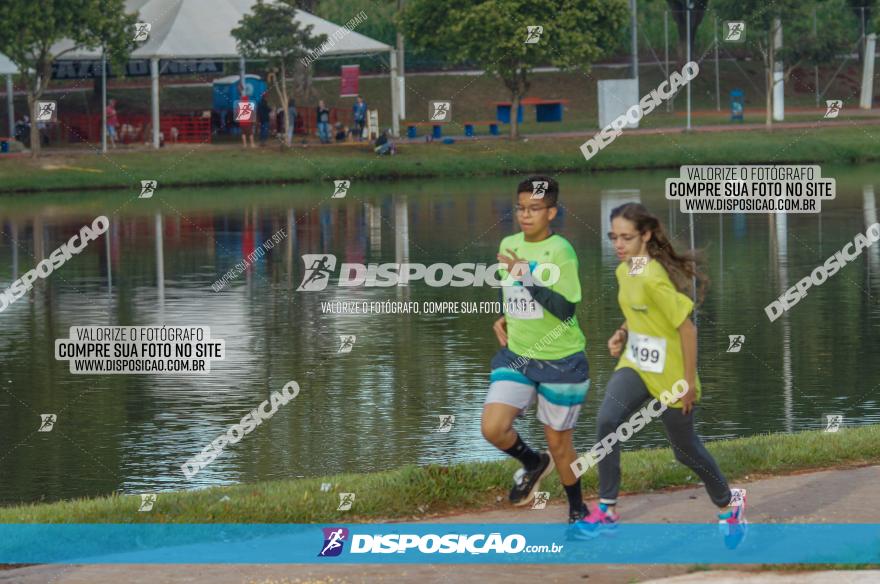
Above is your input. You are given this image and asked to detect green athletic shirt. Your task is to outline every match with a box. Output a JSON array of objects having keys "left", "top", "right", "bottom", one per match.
[
  {"left": 497, "top": 232, "right": 586, "bottom": 360},
  {"left": 614, "top": 259, "right": 701, "bottom": 407}
]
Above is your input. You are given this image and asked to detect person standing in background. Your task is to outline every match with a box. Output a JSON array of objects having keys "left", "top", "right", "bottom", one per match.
[
  {"left": 352, "top": 95, "right": 367, "bottom": 142},
  {"left": 106, "top": 99, "right": 119, "bottom": 148},
  {"left": 317, "top": 100, "right": 331, "bottom": 144},
  {"left": 286, "top": 97, "right": 297, "bottom": 145}
]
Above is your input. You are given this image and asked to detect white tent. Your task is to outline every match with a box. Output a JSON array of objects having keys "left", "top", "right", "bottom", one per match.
[
  {"left": 52, "top": 0, "right": 399, "bottom": 148},
  {"left": 0, "top": 52, "right": 17, "bottom": 138}
]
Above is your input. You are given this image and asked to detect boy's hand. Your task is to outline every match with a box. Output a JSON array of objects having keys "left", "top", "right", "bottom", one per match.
[
  {"left": 496, "top": 249, "right": 529, "bottom": 281},
  {"left": 608, "top": 329, "right": 626, "bottom": 358},
  {"left": 680, "top": 379, "right": 697, "bottom": 415},
  {"left": 493, "top": 316, "right": 508, "bottom": 346}
]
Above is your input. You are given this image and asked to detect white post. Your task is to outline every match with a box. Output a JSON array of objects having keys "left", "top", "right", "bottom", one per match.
[
  {"left": 773, "top": 18, "right": 784, "bottom": 121},
  {"left": 397, "top": 0, "right": 406, "bottom": 120},
  {"left": 714, "top": 17, "right": 721, "bottom": 111},
  {"left": 150, "top": 57, "right": 160, "bottom": 149},
  {"left": 860, "top": 33, "right": 876, "bottom": 110},
  {"left": 664, "top": 10, "right": 671, "bottom": 112},
  {"left": 389, "top": 49, "right": 400, "bottom": 137},
  {"left": 630, "top": 0, "right": 638, "bottom": 84},
  {"left": 814, "top": 8, "right": 820, "bottom": 107},
  {"left": 239, "top": 56, "right": 246, "bottom": 89},
  {"left": 686, "top": 3, "right": 692, "bottom": 130},
  {"left": 6, "top": 74, "right": 13, "bottom": 140},
  {"left": 101, "top": 50, "right": 107, "bottom": 154}
]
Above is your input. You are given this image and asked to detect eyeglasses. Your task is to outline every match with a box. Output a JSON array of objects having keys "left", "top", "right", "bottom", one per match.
[
  {"left": 606, "top": 233, "right": 640, "bottom": 242},
  {"left": 515, "top": 205, "right": 553, "bottom": 215}
]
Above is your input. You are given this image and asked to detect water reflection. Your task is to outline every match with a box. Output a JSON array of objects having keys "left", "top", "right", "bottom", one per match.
[{"left": 0, "top": 170, "right": 877, "bottom": 504}]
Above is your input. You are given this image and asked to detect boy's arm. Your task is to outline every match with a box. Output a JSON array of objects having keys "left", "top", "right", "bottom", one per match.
[{"left": 522, "top": 284, "right": 576, "bottom": 322}]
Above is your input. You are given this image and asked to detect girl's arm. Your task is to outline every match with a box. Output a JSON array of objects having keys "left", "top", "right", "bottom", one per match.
[{"left": 678, "top": 317, "right": 698, "bottom": 414}]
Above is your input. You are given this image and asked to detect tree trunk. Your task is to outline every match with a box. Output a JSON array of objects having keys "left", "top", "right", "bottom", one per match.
[
  {"left": 280, "top": 66, "right": 290, "bottom": 146},
  {"left": 27, "top": 94, "right": 40, "bottom": 157},
  {"left": 509, "top": 92, "right": 520, "bottom": 140}
]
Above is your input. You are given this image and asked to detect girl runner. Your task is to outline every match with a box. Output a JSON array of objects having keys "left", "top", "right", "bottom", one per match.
[{"left": 571, "top": 203, "right": 745, "bottom": 538}]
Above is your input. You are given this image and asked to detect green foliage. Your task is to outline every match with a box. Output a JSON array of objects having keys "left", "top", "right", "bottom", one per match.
[{"left": 231, "top": 0, "right": 327, "bottom": 70}]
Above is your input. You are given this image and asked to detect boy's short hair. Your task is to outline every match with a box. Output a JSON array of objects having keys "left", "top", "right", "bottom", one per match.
[{"left": 517, "top": 176, "right": 559, "bottom": 206}]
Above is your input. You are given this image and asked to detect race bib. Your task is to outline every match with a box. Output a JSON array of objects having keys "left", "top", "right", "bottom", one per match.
[
  {"left": 503, "top": 286, "right": 544, "bottom": 320},
  {"left": 627, "top": 331, "right": 666, "bottom": 373}
]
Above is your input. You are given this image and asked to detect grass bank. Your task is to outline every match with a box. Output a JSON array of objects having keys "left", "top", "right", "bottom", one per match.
[
  {"left": 2, "top": 124, "right": 880, "bottom": 194},
  {"left": 2, "top": 425, "right": 878, "bottom": 523}
]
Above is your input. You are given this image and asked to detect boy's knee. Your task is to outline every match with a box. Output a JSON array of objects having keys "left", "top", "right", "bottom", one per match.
[{"left": 480, "top": 418, "right": 510, "bottom": 445}]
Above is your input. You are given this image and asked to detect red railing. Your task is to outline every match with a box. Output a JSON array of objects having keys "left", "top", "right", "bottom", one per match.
[{"left": 59, "top": 113, "right": 211, "bottom": 145}]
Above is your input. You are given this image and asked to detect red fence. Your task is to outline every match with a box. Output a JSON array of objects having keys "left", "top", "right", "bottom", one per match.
[{"left": 59, "top": 113, "right": 211, "bottom": 145}]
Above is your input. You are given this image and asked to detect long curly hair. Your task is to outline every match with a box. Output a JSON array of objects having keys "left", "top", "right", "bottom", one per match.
[{"left": 610, "top": 203, "right": 708, "bottom": 305}]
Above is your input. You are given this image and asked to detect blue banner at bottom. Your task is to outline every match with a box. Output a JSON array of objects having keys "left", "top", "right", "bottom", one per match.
[{"left": 0, "top": 523, "right": 877, "bottom": 564}]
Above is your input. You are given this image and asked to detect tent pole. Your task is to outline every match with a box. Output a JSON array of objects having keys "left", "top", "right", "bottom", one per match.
[
  {"left": 151, "top": 57, "right": 160, "bottom": 149},
  {"left": 6, "top": 74, "right": 13, "bottom": 140},
  {"left": 101, "top": 50, "right": 107, "bottom": 154},
  {"left": 389, "top": 49, "right": 400, "bottom": 138}
]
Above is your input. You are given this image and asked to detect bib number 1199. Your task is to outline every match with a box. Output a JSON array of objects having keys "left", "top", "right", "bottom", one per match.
[{"left": 627, "top": 332, "right": 666, "bottom": 373}]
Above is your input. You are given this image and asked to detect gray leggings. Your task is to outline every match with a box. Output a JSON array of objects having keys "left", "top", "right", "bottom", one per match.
[{"left": 596, "top": 367, "right": 731, "bottom": 508}]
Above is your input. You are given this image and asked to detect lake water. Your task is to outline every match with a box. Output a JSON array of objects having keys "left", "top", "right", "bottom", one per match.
[{"left": 1, "top": 166, "right": 878, "bottom": 505}]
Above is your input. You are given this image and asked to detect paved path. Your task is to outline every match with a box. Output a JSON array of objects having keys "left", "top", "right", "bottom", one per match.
[{"left": 2, "top": 464, "right": 878, "bottom": 584}]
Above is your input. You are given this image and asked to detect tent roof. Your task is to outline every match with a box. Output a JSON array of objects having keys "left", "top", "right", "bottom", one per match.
[
  {"left": 0, "top": 52, "right": 18, "bottom": 75},
  {"left": 53, "top": 0, "right": 390, "bottom": 60}
]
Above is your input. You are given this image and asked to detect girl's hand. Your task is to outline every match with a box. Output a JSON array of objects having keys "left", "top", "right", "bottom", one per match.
[
  {"left": 608, "top": 329, "right": 626, "bottom": 358},
  {"left": 496, "top": 249, "right": 529, "bottom": 281},
  {"left": 680, "top": 380, "right": 697, "bottom": 415},
  {"left": 493, "top": 317, "right": 508, "bottom": 346}
]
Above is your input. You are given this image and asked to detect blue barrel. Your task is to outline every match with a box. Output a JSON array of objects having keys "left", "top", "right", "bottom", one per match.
[
  {"left": 0, "top": 141, "right": 8, "bottom": 153},
  {"left": 432, "top": 125, "right": 442, "bottom": 139},
  {"left": 464, "top": 124, "right": 474, "bottom": 137},
  {"left": 407, "top": 125, "right": 417, "bottom": 139},
  {"left": 730, "top": 89, "right": 744, "bottom": 122}
]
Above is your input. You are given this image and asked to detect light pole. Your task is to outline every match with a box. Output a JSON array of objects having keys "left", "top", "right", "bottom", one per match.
[{"left": 686, "top": 0, "right": 693, "bottom": 131}]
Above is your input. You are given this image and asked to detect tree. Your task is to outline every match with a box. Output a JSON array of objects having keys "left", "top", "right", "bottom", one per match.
[
  {"left": 0, "top": 0, "right": 135, "bottom": 157},
  {"left": 400, "top": 0, "right": 629, "bottom": 139},
  {"left": 232, "top": 0, "right": 326, "bottom": 146},
  {"left": 666, "top": 0, "right": 710, "bottom": 67},
  {"left": 715, "top": 0, "right": 852, "bottom": 127}
]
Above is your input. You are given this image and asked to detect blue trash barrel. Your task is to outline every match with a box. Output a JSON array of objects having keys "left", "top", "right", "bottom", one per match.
[
  {"left": 464, "top": 124, "right": 474, "bottom": 137},
  {"left": 432, "top": 125, "right": 442, "bottom": 139},
  {"left": 407, "top": 125, "right": 417, "bottom": 139},
  {"left": 730, "top": 89, "right": 744, "bottom": 122}
]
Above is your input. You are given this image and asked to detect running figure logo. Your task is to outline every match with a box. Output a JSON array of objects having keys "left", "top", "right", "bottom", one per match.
[
  {"left": 38, "top": 414, "right": 57, "bottom": 432},
  {"left": 35, "top": 101, "right": 57, "bottom": 122},
  {"left": 724, "top": 21, "right": 745, "bottom": 42},
  {"left": 824, "top": 100, "right": 843, "bottom": 119},
  {"left": 338, "top": 492, "right": 355, "bottom": 511},
  {"left": 133, "top": 22, "right": 151, "bottom": 41},
  {"left": 138, "top": 494, "right": 156, "bottom": 512},
  {"left": 729, "top": 488, "right": 746, "bottom": 507},
  {"left": 318, "top": 527, "right": 349, "bottom": 557},
  {"left": 824, "top": 414, "right": 843, "bottom": 433},
  {"left": 436, "top": 414, "right": 455, "bottom": 433},
  {"left": 338, "top": 335, "right": 356, "bottom": 353},
  {"left": 235, "top": 101, "right": 254, "bottom": 122},
  {"left": 531, "top": 491, "right": 549, "bottom": 509},
  {"left": 530, "top": 180, "right": 548, "bottom": 200},
  {"left": 726, "top": 335, "right": 745, "bottom": 353},
  {"left": 297, "top": 254, "right": 337, "bottom": 291},
  {"left": 525, "top": 25, "right": 544, "bottom": 44},
  {"left": 628, "top": 256, "right": 648, "bottom": 275},
  {"left": 430, "top": 101, "right": 451, "bottom": 122},
  {"left": 332, "top": 180, "right": 350, "bottom": 198},
  {"left": 139, "top": 179, "right": 157, "bottom": 199}
]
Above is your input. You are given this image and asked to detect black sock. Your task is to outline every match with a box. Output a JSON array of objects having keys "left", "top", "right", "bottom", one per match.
[
  {"left": 502, "top": 434, "right": 541, "bottom": 471},
  {"left": 563, "top": 479, "right": 587, "bottom": 515}
]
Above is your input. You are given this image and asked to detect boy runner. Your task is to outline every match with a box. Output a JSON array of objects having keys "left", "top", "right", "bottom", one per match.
[{"left": 481, "top": 176, "right": 593, "bottom": 525}]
